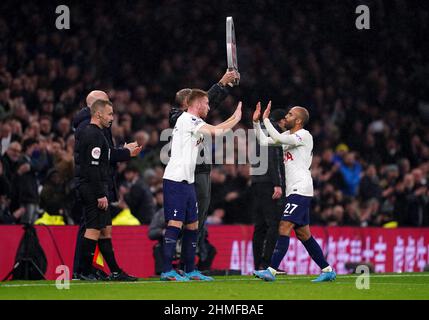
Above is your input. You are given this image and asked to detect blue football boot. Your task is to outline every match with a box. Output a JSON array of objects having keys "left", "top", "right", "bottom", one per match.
[
  {"left": 184, "top": 270, "right": 214, "bottom": 281},
  {"left": 311, "top": 270, "right": 337, "bottom": 282},
  {"left": 253, "top": 268, "right": 276, "bottom": 281},
  {"left": 160, "top": 270, "right": 189, "bottom": 281}
]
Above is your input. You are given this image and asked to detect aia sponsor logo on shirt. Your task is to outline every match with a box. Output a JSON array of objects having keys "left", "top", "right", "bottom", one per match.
[
  {"left": 195, "top": 136, "right": 204, "bottom": 146},
  {"left": 284, "top": 151, "right": 294, "bottom": 162}
]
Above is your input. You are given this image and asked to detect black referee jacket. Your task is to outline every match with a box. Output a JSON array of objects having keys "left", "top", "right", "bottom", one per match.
[
  {"left": 73, "top": 107, "right": 130, "bottom": 202},
  {"left": 77, "top": 124, "right": 110, "bottom": 199}
]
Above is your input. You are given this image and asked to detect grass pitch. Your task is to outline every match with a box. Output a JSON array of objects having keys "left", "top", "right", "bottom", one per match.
[{"left": 1, "top": 273, "right": 428, "bottom": 300}]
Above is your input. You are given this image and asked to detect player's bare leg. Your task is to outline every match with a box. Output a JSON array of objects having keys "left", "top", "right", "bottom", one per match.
[
  {"left": 279, "top": 220, "right": 295, "bottom": 236},
  {"left": 294, "top": 224, "right": 311, "bottom": 241},
  {"left": 84, "top": 228, "right": 101, "bottom": 240}
]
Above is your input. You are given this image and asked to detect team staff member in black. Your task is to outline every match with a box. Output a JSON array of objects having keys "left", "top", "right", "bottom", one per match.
[
  {"left": 251, "top": 106, "right": 286, "bottom": 270},
  {"left": 169, "top": 70, "right": 239, "bottom": 266},
  {"left": 73, "top": 90, "right": 140, "bottom": 281}
]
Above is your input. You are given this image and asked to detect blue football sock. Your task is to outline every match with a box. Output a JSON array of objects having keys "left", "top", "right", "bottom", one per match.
[
  {"left": 182, "top": 229, "right": 198, "bottom": 273},
  {"left": 301, "top": 236, "right": 329, "bottom": 270},
  {"left": 162, "top": 226, "right": 181, "bottom": 273},
  {"left": 270, "top": 235, "right": 290, "bottom": 270}
]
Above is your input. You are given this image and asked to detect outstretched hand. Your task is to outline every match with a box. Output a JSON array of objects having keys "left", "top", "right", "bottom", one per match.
[
  {"left": 262, "top": 101, "right": 272, "bottom": 120},
  {"left": 253, "top": 102, "right": 261, "bottom": 122}
]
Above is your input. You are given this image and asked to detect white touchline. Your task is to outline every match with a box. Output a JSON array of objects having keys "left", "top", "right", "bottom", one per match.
[{"left": 1, "top": 274, "right": 429, "bottom": 288}]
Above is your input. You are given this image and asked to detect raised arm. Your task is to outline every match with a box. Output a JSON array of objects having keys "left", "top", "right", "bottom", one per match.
[
  {"left": 252, "top": 101, "right": 279, "bottom": 146},
  {"left": 262, "top": 101, "right": 304, "bottom": 147},
  {"left": 215, "top": 113, "right": 237, "bottom": 128},
  {"left": 207, "top": 70, "right": 240, "bottom": 108},
  {"left": 253, "top": 121, "right": 279, "bottom": 146},
  {"left": 197, "top": 101, "right": 242, "bottom": 136},
  {"left": 263, "top": 118, "right": 303, "bottom": 146}
]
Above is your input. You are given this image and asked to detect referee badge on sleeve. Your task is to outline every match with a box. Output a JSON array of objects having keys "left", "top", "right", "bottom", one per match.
[{"left": 91, "top": 147, "right": 101, "bottom": 159}]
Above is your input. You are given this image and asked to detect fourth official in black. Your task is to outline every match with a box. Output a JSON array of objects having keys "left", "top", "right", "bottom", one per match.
[{"left": 77, "top": 99, "right": 137, "bottom": 281}]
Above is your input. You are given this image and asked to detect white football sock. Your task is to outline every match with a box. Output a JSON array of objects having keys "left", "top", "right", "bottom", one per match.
[
  {"left": 268, "top": 267, "right": 277, "bottom": 275},
  {"left": 322, "top": 266, "right": 333, "bottom": 273}
]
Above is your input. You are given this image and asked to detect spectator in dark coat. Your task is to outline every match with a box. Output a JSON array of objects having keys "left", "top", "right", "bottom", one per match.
[
  {"left": 359, "top": 164, "right": 382, "bottom": 201},
  {"left": 122, "top": 165, "right": 156, "bottom": 224},
  {"left": 148, "top": 208, "right": 168, "bottom": 275},
  {"left": 13, "top": 138, "right": 43, "bottom": 224},
  {"left": 0, "top": 160, "right": 16, "bottom": 224},
  {"left": 40, "top": 168, "right": 67, "bottom": 216},
  {"left": 395, "top": 172, "right": 428, "bottom": 226},
  {"left": 1, "top": 141, "right": 22, "bottom": 183}
]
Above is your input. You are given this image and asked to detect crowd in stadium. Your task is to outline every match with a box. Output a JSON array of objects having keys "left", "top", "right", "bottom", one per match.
[{"left": 0, "top": 1, "right": 428, "bottom": 227}]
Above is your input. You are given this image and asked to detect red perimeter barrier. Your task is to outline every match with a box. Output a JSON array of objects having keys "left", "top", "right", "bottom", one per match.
[{"left": 1, "top": 225, "right": 428, "bottom": 280}]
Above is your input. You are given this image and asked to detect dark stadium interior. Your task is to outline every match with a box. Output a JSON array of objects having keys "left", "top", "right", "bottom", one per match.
[{"left": 0, "top": 0, "right": 428, "bottom": 227}]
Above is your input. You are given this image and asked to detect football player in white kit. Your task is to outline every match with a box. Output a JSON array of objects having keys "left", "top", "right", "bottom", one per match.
[
  {"left": 161, "top": 89, "right": 242, "bottom": 281},
  {"left": 252, "top": 101, "right": 336, "bottom": 282}
]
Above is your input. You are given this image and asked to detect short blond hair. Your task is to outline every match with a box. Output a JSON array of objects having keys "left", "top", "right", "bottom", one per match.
[
  {"left": 187, "top": 89, "right": 208, "bottom": 106},
  {"left": 175, "top": 88, "right": 192, "bottom": 107}
]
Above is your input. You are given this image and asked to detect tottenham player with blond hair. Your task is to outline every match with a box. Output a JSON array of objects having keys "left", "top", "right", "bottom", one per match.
[
  {"left": 161, "top": 89, "right": 242, "bottom": 281},
  {"left": 252, "top": 101, "right": 336, "bottom": 282}
]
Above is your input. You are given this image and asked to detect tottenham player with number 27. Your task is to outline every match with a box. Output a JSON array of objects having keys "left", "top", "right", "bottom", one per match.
[{"left": 252, "top": 101, "right": 337, "bottom": 282}]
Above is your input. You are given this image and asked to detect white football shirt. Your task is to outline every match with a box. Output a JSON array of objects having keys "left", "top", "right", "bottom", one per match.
[
  {"left": 280, "top": 128, "right": 314, "bottom": 197},
  {"left": 255, "top": 119, "right": 314, "bottom": 197},
  {"left": 163, "top": 112, "right": 206, "bottom": 184}
]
